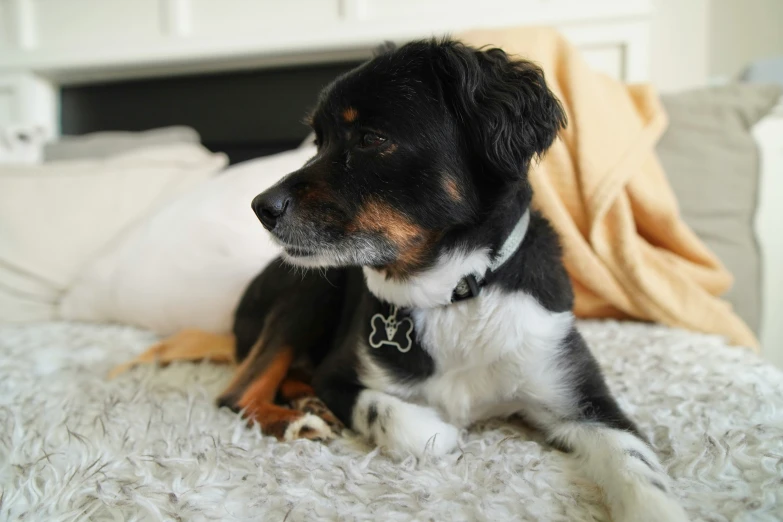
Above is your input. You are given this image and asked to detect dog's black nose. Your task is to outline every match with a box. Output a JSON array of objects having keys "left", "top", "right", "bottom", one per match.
[{"left": 252, "top": 188, "right": 291, "bottom": 230}]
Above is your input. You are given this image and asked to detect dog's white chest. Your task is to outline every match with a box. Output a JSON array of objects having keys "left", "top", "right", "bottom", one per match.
[{"left": 411, "top": 288, "right": 574, "bottom": 427}]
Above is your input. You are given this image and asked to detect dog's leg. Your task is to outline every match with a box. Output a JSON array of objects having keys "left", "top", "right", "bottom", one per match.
[
  {"left": 108, "top": 329, "right": 235, "bottom": 379},
  {"left": 315, "top": 368, "right": 459, "bottom": 456},
  {"left": 354, "top": 389, "right": 460, "bottom": 457},
  {"left": 547, "top": 422, "right": 688, "bottom": 522},
  {"left": 218, "top": 341, "right": 335, "bottom": 441},
  {"left": 215, "top": 260, "right": 351, "bottom": 441},
  {"left": 522, "top": 327, "right": 689, "bottom": 522},
  {"left": 218, "top": 337, "right": 292, "bottom": 408},
  {"left": 280, "top": 370, "right": 344, "bottom": 435}
]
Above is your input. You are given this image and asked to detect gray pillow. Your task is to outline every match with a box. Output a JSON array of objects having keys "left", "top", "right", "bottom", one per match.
[
  {"left": 43, "top": 126, "right": 200, "bottom": 161},
  {"left": 657, "top": 84, "right": 782, "bottom": 334}
]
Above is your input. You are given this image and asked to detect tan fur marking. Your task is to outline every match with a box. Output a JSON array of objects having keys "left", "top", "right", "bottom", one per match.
[
  {"left": 349, "top": 199, "right": 423, "bottom": 249},
  {"left": 379, "top": 143, "right": 398, "bottom": 157},
  {"left": 300, "top": 182, "right": 331, "bottom": 204},
  {"left": 243, "top": 403, "right": 306, "bottom": 440},
  {"left": 235, "top": 346, "right": 294, "bottom": 407},
  {"left": 342, "top": 107, "right": 358, "bottom": 122},
  {"left": 279, "top": 378, "right": 315, "bottom": 401},
  {"left": 349, "top": 199, "right": 436, "bottom": 278},
  {"left": 107, "top": 329, "right": 235, "bottom": 379},
  {"left": 443, "top": 176, "right": 462, "bottom": 202}
]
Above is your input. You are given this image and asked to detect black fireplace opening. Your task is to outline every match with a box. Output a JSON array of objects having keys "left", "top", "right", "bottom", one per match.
[{"left": 59, "top": 60, "right": 364, "bottom": 165}]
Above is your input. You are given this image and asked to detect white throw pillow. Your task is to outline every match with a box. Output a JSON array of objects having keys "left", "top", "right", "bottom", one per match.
[
  {"left": 43, "top": 126, "right": 200, "bottom": 162},
  {"left": 0, "top": 143, "right": 227, "bottom": 322},
  {"left": 60, "top": 146, "right": 314, "bottom": 335}
]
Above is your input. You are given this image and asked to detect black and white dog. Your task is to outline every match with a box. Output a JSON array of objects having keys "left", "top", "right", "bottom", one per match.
[{"left": 221, "top": 39, "right": 687, "bottom": 521}]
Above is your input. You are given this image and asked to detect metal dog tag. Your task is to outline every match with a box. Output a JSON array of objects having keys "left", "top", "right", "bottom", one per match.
[{"left": 369, "top": 305, "right": 414, "bottom": 353}]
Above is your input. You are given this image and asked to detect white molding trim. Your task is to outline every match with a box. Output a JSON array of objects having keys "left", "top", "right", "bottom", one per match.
[
  {"left": 339, "top": 0, "right": 367, "bottom": 21},
  {"left": 161, "top": 0, "right": 192, "bottom": 37},
  {"left": 0, "top": 0, "right": 652, "bottom": 85},
  {"left": 559, "top": 19, "right": 652, "bottom": 83},
  {"left": 8, "top": 0, "right": 37, "bottom": 50}
]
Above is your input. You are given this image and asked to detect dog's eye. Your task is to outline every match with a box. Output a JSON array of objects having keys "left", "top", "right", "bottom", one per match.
[{"left": 359, "top": 133, "right": 386, "bottom": 149}]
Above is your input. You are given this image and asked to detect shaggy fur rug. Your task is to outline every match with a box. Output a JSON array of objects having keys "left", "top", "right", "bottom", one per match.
[{"left": 0, "top": 320, "right": 781, "bottom": 521}]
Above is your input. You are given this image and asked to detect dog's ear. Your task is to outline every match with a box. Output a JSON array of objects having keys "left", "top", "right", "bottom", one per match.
[{"left": 433, "top": 42, "right": 566, "bottom": 181}]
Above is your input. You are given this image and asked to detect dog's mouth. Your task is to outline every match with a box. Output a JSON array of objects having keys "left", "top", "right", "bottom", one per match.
[
  {"left": 271, "top": 234, "right": 335, "bottom": 266},
  {"left": 280, "top": 244, "right": 342, "bottom": 268},
  {"left": 269, "top": 225, "right": 396, "bottom": 269},
  {"left": 272, "top": 235, "right": 320, "bottom": 258},
  {"left": 283, "top": 246, "right": 317, "bottom": 258}
]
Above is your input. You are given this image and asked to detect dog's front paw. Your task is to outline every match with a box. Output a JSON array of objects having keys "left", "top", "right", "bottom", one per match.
[
  {"left": 355, "top": 391, "right": 460, "bottom": 457},
  {"left": 388, "top": 414, "right": 459, "bottom": 457}
]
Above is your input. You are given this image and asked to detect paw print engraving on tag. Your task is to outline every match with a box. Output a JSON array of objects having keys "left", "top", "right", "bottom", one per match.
[{"left": 369, "top": 305, "right": 414, "bottom": 353}]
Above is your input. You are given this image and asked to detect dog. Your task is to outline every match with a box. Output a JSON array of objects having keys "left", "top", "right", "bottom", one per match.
[{"left": 133, "top": 39, "right": 688, "bottom": 521}]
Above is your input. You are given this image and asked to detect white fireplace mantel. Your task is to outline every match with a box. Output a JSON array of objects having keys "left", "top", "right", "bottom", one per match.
[{"left": 0, "top": 0, "right": 653, "bottom": 150}]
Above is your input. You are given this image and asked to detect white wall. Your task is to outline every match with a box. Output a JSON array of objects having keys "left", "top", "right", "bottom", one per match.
[
  {"left": 650, "top": 0, "right": 710, "bottom": 92},
  {"left": 709, "top": 0, "right": 783, "bottom": 81},
  {"left": 651, "top": 0, "right": 783, "bottom": 92}
]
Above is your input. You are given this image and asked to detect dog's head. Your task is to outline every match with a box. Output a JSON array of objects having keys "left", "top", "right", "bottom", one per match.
[{"left": 253, "top": 39, "right": 566, "bottom": 277}]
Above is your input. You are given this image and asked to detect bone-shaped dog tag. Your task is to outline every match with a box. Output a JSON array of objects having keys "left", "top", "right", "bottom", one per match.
[{"left": 369, "top": 305, "right": 414, "bottom": 353}]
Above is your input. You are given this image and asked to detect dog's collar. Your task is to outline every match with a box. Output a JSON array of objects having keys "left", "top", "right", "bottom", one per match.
[
  {"left": 451, "top": 209, "right": 531, "bottom": 303},
  {"left": 369, "top": 210, "right": 530, "bottom": 352}
]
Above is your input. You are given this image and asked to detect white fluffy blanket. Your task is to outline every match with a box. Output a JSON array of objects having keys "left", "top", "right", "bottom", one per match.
[{"left": 1, "top": 320, "right": 781, "bottom": 521}]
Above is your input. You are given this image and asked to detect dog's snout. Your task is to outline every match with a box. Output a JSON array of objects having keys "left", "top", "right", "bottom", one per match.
[{"left": 252, "top": 187, "right": 292, "bottom": 231}]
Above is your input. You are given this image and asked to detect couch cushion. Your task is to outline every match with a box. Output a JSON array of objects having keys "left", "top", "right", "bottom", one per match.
[
  {"left": 0, "top": 143, "right": 226, "bottom": 322},
  {"left": 59, "top": 147, "right": 312, "bottom": 335},
  {"left": 657, "top": 84, "right": 782, "bottom": 333}
]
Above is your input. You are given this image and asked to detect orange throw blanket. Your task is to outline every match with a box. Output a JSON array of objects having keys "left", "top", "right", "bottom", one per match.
[{"left": 458, "top": 27, "right": 758, "bottom": 349}]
